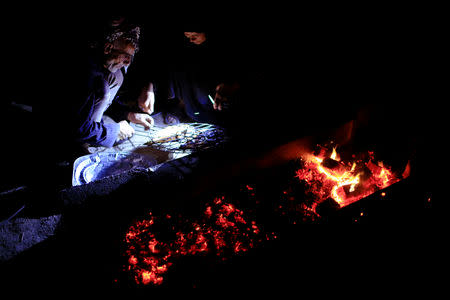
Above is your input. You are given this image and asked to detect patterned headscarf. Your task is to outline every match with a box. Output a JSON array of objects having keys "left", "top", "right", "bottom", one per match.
[{"left": 105, "top": 24, "right": 141, "bottom": 52}]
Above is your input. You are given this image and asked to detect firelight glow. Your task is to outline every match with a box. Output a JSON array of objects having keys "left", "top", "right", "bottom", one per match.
[
  {"left": 296, "top": 143, "right": 400, "bottom": 208},
  {"left": 123, "top": 196, "right": 272, "bottom": 286}
]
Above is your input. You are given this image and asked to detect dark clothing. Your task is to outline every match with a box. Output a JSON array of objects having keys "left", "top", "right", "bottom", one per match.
[
  {"left": 168, "top": 69, "right": 220, "bottom": 124},
  {"left": 167, "top": 39, "right": 235, "bottom": 126},
  {"left": 71, "top": 51, "right": 129, "bottom": 147}
]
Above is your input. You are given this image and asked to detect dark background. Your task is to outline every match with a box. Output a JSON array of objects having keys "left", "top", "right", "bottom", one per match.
[
  {"left": 0, "top": 4, "right": 444, "bottom": 291},
  {"left": 2, "top": 5, "right": 442, "bottom": 186}
]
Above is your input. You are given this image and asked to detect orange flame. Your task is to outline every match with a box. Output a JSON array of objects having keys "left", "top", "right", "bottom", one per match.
[
  {"left": 330, "top": 147, "right": 339, "bottom": 161},
  {"left": 297, "top": 144, "right": 400, "bottom": 208}
]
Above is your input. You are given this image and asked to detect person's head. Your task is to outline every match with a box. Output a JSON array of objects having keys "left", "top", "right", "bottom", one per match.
[
  {"left": 184, "top": 32, "right": 207, "bottom": 45},
  {"left": 103, "top": 37, "right": 136, "bottom": 73},
  {"left": 103, "top": 26, "right": 140, "bottom": 73}
]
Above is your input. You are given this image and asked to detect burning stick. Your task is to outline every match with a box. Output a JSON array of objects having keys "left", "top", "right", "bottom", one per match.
[{"left": 296, "top": 143, "right": 401, "bottom": 209}]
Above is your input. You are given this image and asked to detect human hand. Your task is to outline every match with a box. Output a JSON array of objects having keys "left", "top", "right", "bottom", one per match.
[
  {"left": 213, "top": 82, "right": 239, "bottom": 111},
  {"left": 163, "top": 113, "right": 180, "bottom": 125},
  {"left": 127, "top": 112, "right": 154, "bottom": 130},
  {"left": 117, "top": 120, "right": 135, "bottom": 141},
  {"left": 137, "top": 83, "right": 155, "bottom": 114}
]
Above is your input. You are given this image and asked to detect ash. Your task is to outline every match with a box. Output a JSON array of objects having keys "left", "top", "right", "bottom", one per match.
[{"left": 0, "top": 215, "right": 62, "bottom": 262}]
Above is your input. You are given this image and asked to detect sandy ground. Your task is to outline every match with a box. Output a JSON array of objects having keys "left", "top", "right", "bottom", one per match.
[{"left": 0, "top": 215, "right": 62, "bottom": 262}]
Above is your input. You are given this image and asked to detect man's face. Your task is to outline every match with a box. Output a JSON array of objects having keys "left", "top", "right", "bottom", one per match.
[
  {"left": 104, "top": 40, "right": 136, "bottom": 73},
  {"left": 184, "top": 32, "right": 207, "bottom": 45}
]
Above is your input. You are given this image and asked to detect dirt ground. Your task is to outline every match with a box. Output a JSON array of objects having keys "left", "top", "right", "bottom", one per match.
[{"left": 0, "top": 214, "right": 62, "bottom": 262}]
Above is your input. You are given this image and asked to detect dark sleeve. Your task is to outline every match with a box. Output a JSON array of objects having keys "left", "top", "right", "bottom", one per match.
[
  {"left": 105, "top": 68, "right": 138, "bottom": 122},
  {"left": 77, "top": 108, "right": 120, "bottom": 147},
  {"left": 74, "top": 78, "right": 120, "bottom": 147},
  {"left": 105, "top": 95, "right": 133, "bottom": 122}
]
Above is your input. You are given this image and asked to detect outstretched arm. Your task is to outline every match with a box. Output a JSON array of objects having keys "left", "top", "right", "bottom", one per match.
[{"left": 137, "top": 82, "right": 155, "bottom": 115}]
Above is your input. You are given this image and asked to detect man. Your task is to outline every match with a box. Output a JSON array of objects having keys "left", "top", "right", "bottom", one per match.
[
  {"left": 166, "top": 31, "right": 240, "bottom": 125},
  {"left": 74, "top": 25, "right": 154, "bottom": 148}
]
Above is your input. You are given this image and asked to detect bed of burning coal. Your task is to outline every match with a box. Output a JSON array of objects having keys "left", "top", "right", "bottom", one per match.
[{"left": 0, "top": 140, "right": 442, "bottom": 290}]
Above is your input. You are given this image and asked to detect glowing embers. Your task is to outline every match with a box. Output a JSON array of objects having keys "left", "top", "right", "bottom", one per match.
[
  {"left": 124, "top": 196, "right": 269, "bottom": 286},
  {"left": 296, "top": 143, "right": 401, "bottom": 209}
]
